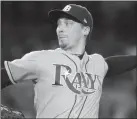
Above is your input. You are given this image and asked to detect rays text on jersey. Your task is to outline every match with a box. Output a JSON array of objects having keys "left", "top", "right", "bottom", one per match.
[{"left": 52, "top": 64, "right": 102, "bottom": 94}]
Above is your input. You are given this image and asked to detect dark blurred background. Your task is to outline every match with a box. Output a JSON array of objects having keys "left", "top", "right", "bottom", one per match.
[{"left": 1, "top": 1, "right": 137, "bottom": 118}]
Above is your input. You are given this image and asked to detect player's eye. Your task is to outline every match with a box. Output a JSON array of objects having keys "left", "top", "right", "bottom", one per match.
[
  {"left": 65, "top": 20, "right": 73, "bottom": 26},
  {"left": 65, "top": 22, "right": 69, "bottom": 26}
]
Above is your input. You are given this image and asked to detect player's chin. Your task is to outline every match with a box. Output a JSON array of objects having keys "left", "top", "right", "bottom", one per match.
[
  {"left": 58, "top": 37, "right": 68, "bottom": 43},
  {"left": 58, "top": 40, "right": 68, "bottom": 49},
  {"left": 59, "top": 42, "right": 68, "bottom": 50},
  {"left": 59, "top": 44, "right": 67, "bottom": 49}
]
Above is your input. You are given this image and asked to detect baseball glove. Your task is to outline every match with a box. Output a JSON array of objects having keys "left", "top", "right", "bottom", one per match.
[{"left": 1, "top": 104, "right": 25, "bottom": 119}]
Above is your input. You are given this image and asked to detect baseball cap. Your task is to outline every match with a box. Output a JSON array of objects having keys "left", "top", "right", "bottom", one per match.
[{"left": 48, "top": 4, "right": 93, "bottom": 28}]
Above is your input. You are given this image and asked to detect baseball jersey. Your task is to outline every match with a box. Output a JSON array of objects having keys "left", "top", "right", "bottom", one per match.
[{"left": 4, "top": 48, "right": 108, "bottom": 118}]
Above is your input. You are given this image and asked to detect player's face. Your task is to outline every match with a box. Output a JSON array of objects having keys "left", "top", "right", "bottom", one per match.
[{"left": 56, "top": 17, "right": 84, "bottom": 50}]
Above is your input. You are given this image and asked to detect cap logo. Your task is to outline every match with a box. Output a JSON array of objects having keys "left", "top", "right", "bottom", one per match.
[
  {"left": 63, "top": 5, "right": 72, "bottom": 12},
  {"left": 84, "top": 18, "right": 87, "bottom": 23}
]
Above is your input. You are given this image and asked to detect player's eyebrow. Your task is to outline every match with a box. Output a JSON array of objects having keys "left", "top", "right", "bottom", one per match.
[
  {"left": 57, "top": 17, "right": 75, "bottom": 23},
  {"left": 57, "top": 18, "right": 74, "bottom": 25}
]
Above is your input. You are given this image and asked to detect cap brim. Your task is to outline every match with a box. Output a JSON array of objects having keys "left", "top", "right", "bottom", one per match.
[{"left": 48, "top": 9, "right": 81, "bottom": 24}]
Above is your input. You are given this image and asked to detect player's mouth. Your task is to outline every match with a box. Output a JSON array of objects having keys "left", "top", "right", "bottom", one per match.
[{"left": 58, "top": 35, "right": 68, "bottom": 39}]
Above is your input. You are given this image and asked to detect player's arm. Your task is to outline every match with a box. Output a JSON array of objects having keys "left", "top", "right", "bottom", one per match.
[
  {"left": 1, "top": 51, "right": 41, "bottom": 89},
  {"left": 1, "top": 62, "right": 37, "bottom": 89},
  {"left": 105, "top": 55, "right": 137, "bottom": 77}
]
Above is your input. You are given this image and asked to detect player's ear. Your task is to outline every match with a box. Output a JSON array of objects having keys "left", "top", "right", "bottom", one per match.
[{"left": 83, "top": 26, "right": 90, "bottom": 36}]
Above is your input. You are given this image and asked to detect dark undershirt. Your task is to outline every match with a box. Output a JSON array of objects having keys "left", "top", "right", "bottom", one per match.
[
  {"left": 1, "top": 68, "right": 12, "bottom": 89},
  {"left": 78, "top": 53, "right": 84, "bottom": 60}
]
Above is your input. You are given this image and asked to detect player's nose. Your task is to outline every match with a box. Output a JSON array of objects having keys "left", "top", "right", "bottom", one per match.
[{"left": 57, "top": 24, "right": 66, "bottom": 33}]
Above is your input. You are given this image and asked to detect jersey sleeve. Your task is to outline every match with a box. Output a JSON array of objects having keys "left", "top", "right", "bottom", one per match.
[
  {"left": 4, "top": 51, "right": 42, "bottom": 84},
  {"left": 90, "top": 54, "right": 108, "bottom": 79}
]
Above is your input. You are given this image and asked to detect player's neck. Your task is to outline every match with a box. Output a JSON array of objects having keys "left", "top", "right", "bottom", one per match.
[{"left": 64, "top": 40, "right": 86, "bottom": 56}]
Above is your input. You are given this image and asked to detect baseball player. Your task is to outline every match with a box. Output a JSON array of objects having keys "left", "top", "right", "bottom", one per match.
[{"left": 1, "top": 4, "right": 137, "bottom": 118}]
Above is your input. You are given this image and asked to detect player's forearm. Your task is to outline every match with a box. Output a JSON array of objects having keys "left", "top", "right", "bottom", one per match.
[
  {"left": 1, "top": 68, "right": 13, "bottom": 89},
  {"left": 105, "top": 55, "right": 137, "bottom": 77}
]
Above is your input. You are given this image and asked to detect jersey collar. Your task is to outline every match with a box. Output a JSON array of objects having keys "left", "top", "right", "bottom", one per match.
[{"left": 55, "top": 48, "right": 89, "bottom": 62}]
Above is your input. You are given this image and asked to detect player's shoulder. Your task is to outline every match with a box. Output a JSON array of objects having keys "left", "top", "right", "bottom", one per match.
[
  {"left": 22, "top": 49, "right": 57, "bottom": 60},
  {"left": 88, "top": 53, "right": 105, "bottom": 61},
  {"left": 88, "top": 53, "right": 108, "bottom": 77}
]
